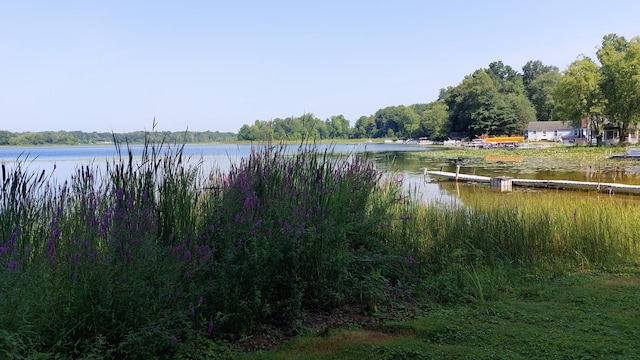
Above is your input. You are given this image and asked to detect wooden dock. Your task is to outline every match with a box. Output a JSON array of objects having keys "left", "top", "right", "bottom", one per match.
[{"left": 425, "top": 170, "right": 640, "bottom": 195}]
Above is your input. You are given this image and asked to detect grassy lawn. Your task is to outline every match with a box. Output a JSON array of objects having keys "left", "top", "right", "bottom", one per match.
[{"left": 234, "top": 269, "right": 640, "bottom": 360}]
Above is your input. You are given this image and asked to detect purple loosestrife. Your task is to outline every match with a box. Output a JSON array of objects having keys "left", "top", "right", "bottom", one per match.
[{"left": 6, "top": 260, "right": 18, "bottom": 271}]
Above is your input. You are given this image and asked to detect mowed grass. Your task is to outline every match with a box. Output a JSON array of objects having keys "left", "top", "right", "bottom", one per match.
[{"left": 235, "top": 270, "right": 640, "bottom": 360}]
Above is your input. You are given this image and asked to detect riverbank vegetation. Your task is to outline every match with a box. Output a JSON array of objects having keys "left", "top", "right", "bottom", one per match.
[{"left": 1, "top": 138, "right": 638, "bottom": 358}]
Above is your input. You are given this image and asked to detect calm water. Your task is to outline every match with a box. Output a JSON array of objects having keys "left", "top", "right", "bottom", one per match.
[{"left": 2, "top": 143, "right": 639, "bottom": 204}]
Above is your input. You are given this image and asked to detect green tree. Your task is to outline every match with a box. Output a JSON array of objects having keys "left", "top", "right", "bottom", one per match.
[
  {"left": 522, "top": 60, "right": 559, "bottom": 88},
  {"left": 553, "top": 56, "right": 607, "bottom": 145},
  {"left": 371, "top": 106, "right": 403, "bottom": 138},
  {"left": 597, "top": 34, "right": 640, "bottom": 143},
  {"left": 237, "top": 124, "right": 256, "bottom": 141},
  {"left": 0, "top": 130, "right": 11, "bottom": 145},
  {"left": 326, "top": 115, "right": 350, "bottom": 139},
  {"left": 411, "top": 101, "right": 449, "bottom": 140},
  {"left": 353, "top": 116, "right": 375, "bottom": 139},
  {"left": 443, "top": 66, "right": 534, "bottom": 137},
  {"left": 522, "top": 60, "right": 561, "bottom": 121},
  {"left": 527, "top": 71, "right": 562, "bottom": 121},
  {"left": 487, "top": 61, "right": 522, "bottom": 94}
]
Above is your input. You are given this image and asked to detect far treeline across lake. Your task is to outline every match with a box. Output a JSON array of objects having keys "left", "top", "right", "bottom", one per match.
[{"left": 0, "top": 129, "right": 236, "bottom": 146}]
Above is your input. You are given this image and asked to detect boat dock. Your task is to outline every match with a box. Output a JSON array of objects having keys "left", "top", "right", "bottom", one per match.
[{"left": 425, "top": 170, "right": 640, "bottom": 195}]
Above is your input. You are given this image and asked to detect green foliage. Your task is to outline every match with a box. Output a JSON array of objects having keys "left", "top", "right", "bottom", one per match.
[
  {"left": 597, "top": 34, "right": 640, "bottom": 142},
  {"left": 0, "top": 135, "right": 415, "bottom": 358},
  {"left": 443, "top": 68, "right": 536, "bottom": 137},
  {"left": 526, "top": 70, "right": 562, "bottom": 121},
  {"left": 237, "top": 114, "right": 350, "bottom": 141},
  {"left": 410, "top": 101, "right": 449, "bottom": 140},
  {"left": 553, "top": 55, "right": 607, "bottom": 144}
]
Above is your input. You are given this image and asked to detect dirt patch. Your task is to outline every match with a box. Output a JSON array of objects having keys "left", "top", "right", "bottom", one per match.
[
  {"left": 234, "top": 302, "right": 424, "bottom": 353},
  {"left": 589, "top": 273, "right": 640, "bottom": 289},
  {"left": 293, "top": 330, "right": 397, "bottom": 355}
]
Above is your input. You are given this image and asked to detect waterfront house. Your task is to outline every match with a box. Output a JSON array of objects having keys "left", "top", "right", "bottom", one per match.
[
  {"left": 524, "top": 121, "right": 585, "bottom": 142},
  {"left": 602, "top": 124, "right": 640, "bottom": 145}
]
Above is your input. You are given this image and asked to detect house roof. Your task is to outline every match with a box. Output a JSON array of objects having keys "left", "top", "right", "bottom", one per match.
[{"left": 526, "top": 121, "right": 576, "bottom": 131}]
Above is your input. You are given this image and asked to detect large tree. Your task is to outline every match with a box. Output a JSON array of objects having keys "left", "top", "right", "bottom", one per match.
[
  {"left": 371, "top": 105, "right": 420, "bottom": 138},
  {"left": 411, "top": 101, "right": 449, "bottom": 140},
  {"left": 522, "top": 60, "right": 561, "bottom": 121},
  {"left": 443, "top": 66, "right": 535, "bottom": 137},
  {"left": 353, "top": 116, "right": 375, "bottom": 139},
  {"left": 597, "top": 34, "right": 640, "bottom": 143},
  {"left": 553, "top": 56, "right": 607, "bottom": 145},
  {"left": 522, "top": 60, "right": 559, "bottom": 88}
]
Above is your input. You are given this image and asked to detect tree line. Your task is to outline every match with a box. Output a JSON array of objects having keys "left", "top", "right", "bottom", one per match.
[
  {"left": 238, "top": 33, "right": 640, "bottom": 144},
  {"left": 0, "top": 130, "right": 236, "bottom": 146}
]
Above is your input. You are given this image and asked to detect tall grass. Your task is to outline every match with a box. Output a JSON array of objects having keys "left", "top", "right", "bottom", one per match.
[
  {"left": 0, "top": 139, "right": 415, "bottom": 358},
  {"left": 394, "top": 189, "right": 640, "bottom": 302}
]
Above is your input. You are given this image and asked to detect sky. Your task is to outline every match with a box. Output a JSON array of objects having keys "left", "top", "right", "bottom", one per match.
[{"left": 1, "top": 1, "right": 639, "bottom": 134}]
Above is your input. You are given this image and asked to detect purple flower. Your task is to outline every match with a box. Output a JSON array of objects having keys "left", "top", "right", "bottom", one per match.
[{"left": 206, "top": 320, "right": 214, "bottom": 336}]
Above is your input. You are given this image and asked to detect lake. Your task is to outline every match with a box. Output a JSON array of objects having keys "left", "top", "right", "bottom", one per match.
[{"left": 2, "top": 143, "right": 640, "bottom": 205}]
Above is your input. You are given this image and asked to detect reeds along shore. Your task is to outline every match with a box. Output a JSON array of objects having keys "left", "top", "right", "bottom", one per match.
[{"left": 0, "top": 139, "right": 638, "bottom": 358}]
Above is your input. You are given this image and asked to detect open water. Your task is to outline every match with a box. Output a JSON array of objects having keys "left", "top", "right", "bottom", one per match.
[{"left": 2, "top": 143, "right": 640, "bottom": 204}]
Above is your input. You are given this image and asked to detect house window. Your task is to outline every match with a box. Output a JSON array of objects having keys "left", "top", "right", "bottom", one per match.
[
  {"left": 606, "top": 130, "right": 615, "bottom": 139},
  {"left": 554, "top": 130, "right": 558, "bottom": 136},
  {"left": 574, "top": 130, "right": 579, "bottom": 136},
  {"left": 542, "top": 130, "right": 546, "bottom": 136},
  {"left": 532, "top": 130, "right": 536, "bottom": 135}
]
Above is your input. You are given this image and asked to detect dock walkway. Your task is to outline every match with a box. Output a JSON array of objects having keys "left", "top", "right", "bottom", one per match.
[{"left": 425, "top": 170, "right": 640, "bottom": 195}]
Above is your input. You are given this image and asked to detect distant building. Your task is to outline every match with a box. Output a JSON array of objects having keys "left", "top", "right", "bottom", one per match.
[
  {"left": 602, "top": 124, "right": 640, "bottom": 145},
  {"left": 524, "top": 121, "right": 585, "bottom": 142},
  {"left": 525, "top": 120, "right": 639, "bottom": 144}
]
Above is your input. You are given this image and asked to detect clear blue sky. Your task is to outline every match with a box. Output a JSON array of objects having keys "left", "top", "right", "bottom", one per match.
[{"left": 1, "top": 1, "right": 638, "bottom": 133}]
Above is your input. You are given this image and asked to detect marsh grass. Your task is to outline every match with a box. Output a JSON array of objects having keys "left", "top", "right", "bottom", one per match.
[
  {"left": 0, "top": 137, "right": 417, "bottom": 358},
  {"left": 1, "top": 135, "right": 638, "bottom": 359}
]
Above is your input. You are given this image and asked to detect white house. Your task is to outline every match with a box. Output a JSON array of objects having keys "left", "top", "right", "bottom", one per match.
[
  {"left": 526, "top": 120, "right": 639, "bottom": 144},
  {"left": 524, "top": 121, "right": 585, "bottom": 142}
]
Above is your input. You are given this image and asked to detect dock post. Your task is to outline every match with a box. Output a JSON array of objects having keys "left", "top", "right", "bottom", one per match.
[
  {"left": 490, "top": 176, "right": 512, "bottom": 192},
  {"left": 455, "top": 165, "right": 460, "bottom": 181}
]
